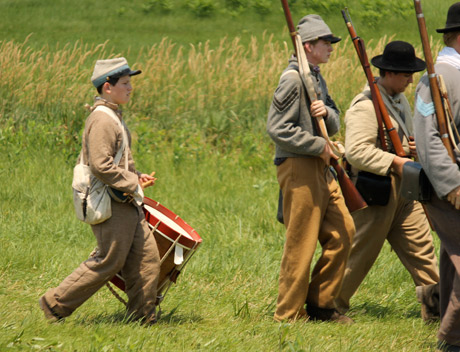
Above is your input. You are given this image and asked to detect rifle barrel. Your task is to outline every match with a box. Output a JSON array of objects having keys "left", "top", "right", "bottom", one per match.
[
  {"left": 280, "top": 0, "right": 297, "bottom": 50},
  {"left": 413, "top": 0, "right": 456, "bottom": 162},
  {"left": 279, "top": 1, "right": 366, "bottom": 212},
  {"left": 342, "top": 9, "right": 407, "bottom": 157}
]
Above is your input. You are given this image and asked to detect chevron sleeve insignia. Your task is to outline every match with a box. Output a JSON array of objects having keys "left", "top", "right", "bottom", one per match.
[
  {"left": 273, "top": 86, "right": 299, "bottom": 113},
  {"left": 416, "top": 94, "right": 435, "bottom": 117}
]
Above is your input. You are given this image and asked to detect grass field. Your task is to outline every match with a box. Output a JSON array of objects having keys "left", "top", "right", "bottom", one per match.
[
  {"left": 0, "top": 0, "right": 452, "bottom": 53},
  {"left": 0, "top": 0, "right": 450, "bottom": 351},
  {"left": 0, "top": 144, "right": 441, "bottom": 351}
]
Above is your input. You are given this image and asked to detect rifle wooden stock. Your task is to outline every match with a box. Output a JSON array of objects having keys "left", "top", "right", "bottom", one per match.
[
  {"left": 280, "top": 0, "right": 367, "bottom": 212},
  {"left": 330, "top": 158, "right": 365, "bottom": 211},
  {"left": 342, "top": 9, "right": 407, "bottom": 157},
  {"left": 413, "top": 0, "right": 456, "bottom": 162}
]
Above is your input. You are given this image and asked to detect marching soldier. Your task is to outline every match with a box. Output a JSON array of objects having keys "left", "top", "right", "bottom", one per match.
[
  {"left": 39, "top": 58, "right": 160, "bottom": 324},
  {"left": 267, "top": 14, "right": 355, "bottom": 323},
  {"left": 414, "top": 3, "right": 460, "bottom": 350},
  {"left": 335, "top": 41, "right": 440, "bottom": 321}
]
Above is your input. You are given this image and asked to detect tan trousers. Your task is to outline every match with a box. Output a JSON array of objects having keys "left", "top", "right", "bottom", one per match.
[
  {"left": 43, "top": 200, "right": 160, "bottom": 320},
  {"left": 274, "top": 157, "right": 355, "bottom": 322},
  {"left": 335, "top": 174, "right": 439, "bottom": 312},
  {"left": 425, "top": 195, "right": 460, "bottom": 346}
]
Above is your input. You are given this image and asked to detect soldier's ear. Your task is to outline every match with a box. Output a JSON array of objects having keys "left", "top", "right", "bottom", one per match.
[
  {"left": 102, "top": 82, "right": 111, "bottom": 94},
  {"left": 303, "top": 42, "right": 312, "bottom": 53}
]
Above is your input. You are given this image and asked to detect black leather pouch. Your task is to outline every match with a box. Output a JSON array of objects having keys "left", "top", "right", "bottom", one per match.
[
  {"left": 355, "top": 171, "right": 391, "bottom": 206},
  {"left": 401, "top": 161, "right": 431, "bottom": 202},
  {"left": 107, "top": 187, "right": 130, "bottom": 203}
]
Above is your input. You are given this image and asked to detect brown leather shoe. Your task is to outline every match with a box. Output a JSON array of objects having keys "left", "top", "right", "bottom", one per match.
[
  {"left": 140, "top": 306, "right": 158, "bottom": 326},
  {"left": 416, "top": 283, "right": 440, "bottom": 323},
  {"left": 306, "top": 305, "right": 354, "bottom": 325},
  {"left": 39, "top": 296, "right": 64, "bottom": 322}
]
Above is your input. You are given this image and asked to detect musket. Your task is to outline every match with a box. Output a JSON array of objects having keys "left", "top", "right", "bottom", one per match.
[
  {"left": 280, "top": 0, "right": 367, "bottom": 212},
  {"left": 413, "top": 0, "right": 456, "bottom": 162},
  {"left": 343, "top": 7, "right": 435, "bottom": 230},
  {"left": 342, "top": 9, "right": 407, "bottom": 157}
]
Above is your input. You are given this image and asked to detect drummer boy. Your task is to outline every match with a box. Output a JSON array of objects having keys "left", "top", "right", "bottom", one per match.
[{"left": 39, "top": 57, "right": 161, "bottom": 324}]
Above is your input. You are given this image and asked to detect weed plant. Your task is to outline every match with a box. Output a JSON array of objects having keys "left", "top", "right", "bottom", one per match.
[{"left": 0, "top": 34, "right": 443, "bottom": 152}]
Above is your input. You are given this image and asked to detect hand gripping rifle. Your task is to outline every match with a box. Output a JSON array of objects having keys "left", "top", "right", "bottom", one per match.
[
  {"left": 280, "top": 0, "right": 367, "bottom": 213},
  {"left": 342, "top": 8, "right": 407, "bottom": 158},
  {"left": 413, "top": 0, "right": 456, "bottom": 162}
]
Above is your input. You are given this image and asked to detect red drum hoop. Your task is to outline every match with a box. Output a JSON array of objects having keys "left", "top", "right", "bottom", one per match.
[
  {"left": 143, "top": 197, "right": 202, "bottom": 250},
  {"left": 108, "top": 197, "right": 202, "bottom": 304}
]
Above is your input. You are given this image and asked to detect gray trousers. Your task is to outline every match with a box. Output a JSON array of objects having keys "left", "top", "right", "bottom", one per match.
[
  {"left": 43, "top": 200, "right": 160, "bottom": 321},
  {"left": 426, "top": 195, "right": 460, "bottom": 346}
]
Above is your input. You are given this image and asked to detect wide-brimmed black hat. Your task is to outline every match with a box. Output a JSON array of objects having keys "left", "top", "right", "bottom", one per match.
[
  {"left": 371, "top": 41, "right": 426, "bottom": 73},
  {"left": 437, "top": 2, "right": 460, "bottom": 33}
]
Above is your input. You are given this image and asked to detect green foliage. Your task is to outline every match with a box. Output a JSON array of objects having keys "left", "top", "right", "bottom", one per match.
[
  {"left": 359, "top": 0, "right": 413, "bottom": 27},
  {"left": 0, "top": 0, "right": 450, "bottom": 53},
  {"left": 142, "top": 0, "right": 174, "bottom": 13},
  {"left": 224, "top": 0, "right": 249, "bottom": 10},
  {"left": 252, "top": 0, "right": 272, "bottom": 17},
  {"left": 186, "top": 0, "right": 216, "bottom": 17},
  {"left": 304, "top": 0, "right": 347, "bottom": 14}
]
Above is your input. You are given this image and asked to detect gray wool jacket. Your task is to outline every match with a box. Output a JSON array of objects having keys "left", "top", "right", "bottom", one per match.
[
  {"left": 266, "top": 57, "right": 340, "bottom": 160},
  {"left": 414, "top": 61, "right": 460, "bottom": 198}
]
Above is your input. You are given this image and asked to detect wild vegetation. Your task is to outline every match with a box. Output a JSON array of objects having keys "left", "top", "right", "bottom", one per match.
[{"left": 0, "top": 0, "right": 451, "bottom": 350}]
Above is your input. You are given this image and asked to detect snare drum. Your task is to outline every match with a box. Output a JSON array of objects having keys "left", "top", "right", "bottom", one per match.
[{"left": 108, "top": 197, "right": 202, "bottom": 303}]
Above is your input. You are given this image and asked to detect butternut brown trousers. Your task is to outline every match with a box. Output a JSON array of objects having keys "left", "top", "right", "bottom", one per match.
[
  {"left": 425, "top": 195, "right": 460, "bottom": 346},
  {"left": 336, "top": 174, "right": 439, "bottom": 313},
  {"left": 274, "top": 157, "right": 355, "bottom": 322},
  {"left": 42, "top": 200, "right": 160, "bottom": 321}
]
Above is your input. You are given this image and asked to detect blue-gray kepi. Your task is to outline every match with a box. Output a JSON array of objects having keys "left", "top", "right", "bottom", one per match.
[
  {"left": 297, "top": 14, "right": 341, "bottom": 44},
  {"left": 437, "top": 2, "right": 460, "bottom": 33},
  {"left": 371, "top": 41, "right": 426, "bottom": 73},
  {"left": 91, "top": 57, "right": 141, "bottom": 88}
]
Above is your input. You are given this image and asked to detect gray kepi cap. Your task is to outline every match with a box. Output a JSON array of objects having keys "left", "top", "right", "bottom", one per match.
[
  {"left": 297, "top": 14, "right": 341, "bottom": 44},
  {"left": 91, "top": 57, "right": 141, "bottom": 88}
]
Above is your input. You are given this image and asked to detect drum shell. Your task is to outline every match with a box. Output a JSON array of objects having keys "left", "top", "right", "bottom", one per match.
[
  {"left": 106, "top": 197, "right": 202, "bottom": 300},
  {"left": 154, "top": 230, "right": 189, "bottom": 291}
]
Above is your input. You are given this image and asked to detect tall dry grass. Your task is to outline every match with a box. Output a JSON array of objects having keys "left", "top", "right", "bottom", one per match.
[{"left": 0, "top": 34, "right": 444, "bottom": 146}]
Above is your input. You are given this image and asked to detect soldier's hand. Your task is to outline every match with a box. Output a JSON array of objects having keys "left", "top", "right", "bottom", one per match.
[
  {"left": 319, "top": 142, "right": 338, "bottom": 166},
  {"left": 408, "top": 137, "right": 417, "bottom": 159},
  {"left": 140, "top": 172, "right": 157, "bottom": 189},
  {"left": 447, "top": 185, "right": 460, "bottom": 210},
  {"left": 391, "top": 156, "right": 410, "bottom": 177},
  {"left": 310, "top": 100, "right": 327, "bottom": 118}
]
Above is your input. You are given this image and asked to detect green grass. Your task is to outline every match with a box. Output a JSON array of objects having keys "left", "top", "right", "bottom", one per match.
[
  {"left": 0, "top": 0, "right": 453, "bottom": 55},
  {"left": 0, "top": 0, "right": 446, "bottom": 350},
  {"left": 0, "top": 136, "right": 441, "bottom": 351}
]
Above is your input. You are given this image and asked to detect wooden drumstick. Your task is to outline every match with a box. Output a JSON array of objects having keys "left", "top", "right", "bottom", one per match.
[
  {"left": 123, "top": 172, "right": 157, "bottom": 196},
  {"left": 142, "top": 171, "right": 157, "bottom": 189},
  {"left": 142, "top": 179, "right": 156, "bottom": 188}
]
